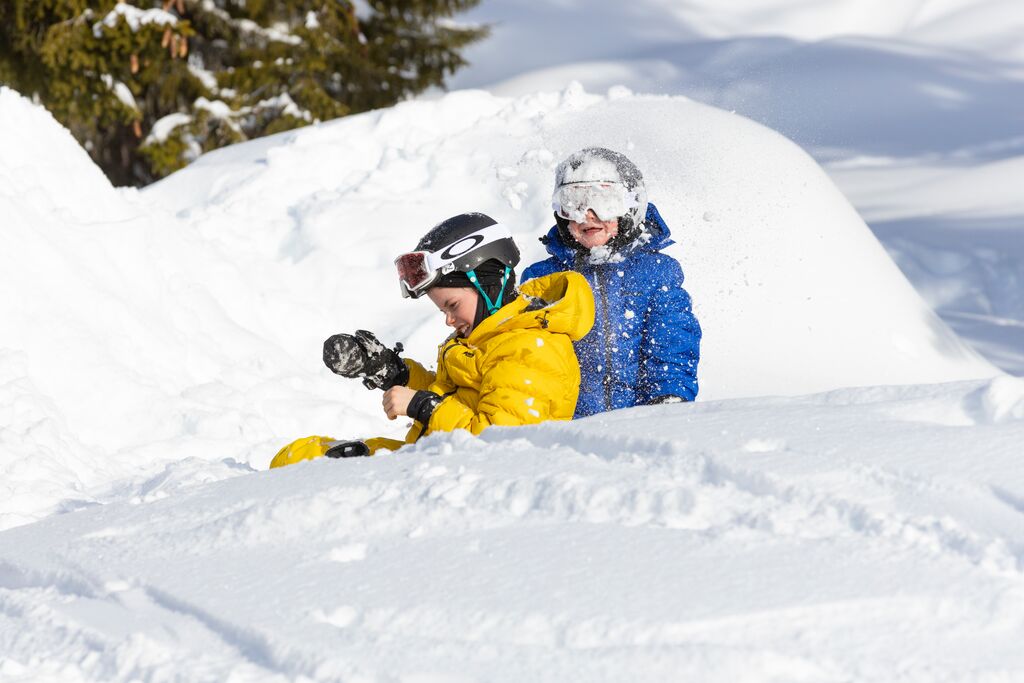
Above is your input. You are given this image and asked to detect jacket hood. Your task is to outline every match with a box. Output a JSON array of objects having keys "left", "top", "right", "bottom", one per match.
[
  {"left": 468, "top": 271, "right": 595, "bottom": 345},
  {"left": 541, "top": 202, "right": 675, "bottom": 267}
]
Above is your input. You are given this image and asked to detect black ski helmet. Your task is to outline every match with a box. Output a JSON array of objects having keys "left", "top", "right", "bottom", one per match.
[
  {"left": 396, "top": 212, "right": 520, "bottom": 321},
  {"left": 552, "top": 147, "right": 648, "bottom": 254},
  {"left": 413, "top": 212, "right": 520, "bottom": 275}
]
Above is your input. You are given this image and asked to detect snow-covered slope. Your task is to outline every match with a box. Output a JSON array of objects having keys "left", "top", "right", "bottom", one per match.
[
  {"left": 0, "top": 88, "right": 321, "bottom": 529},
  {"left": 146, "top": 85, "right": 996, "bottom": 398},
  {"left": 450, "top": 0, "right": 1024, "bottom": 376},
  {"left": 2, "top": 3, "right": 1023, "bottom": 673},
  {"left": 0, "top": 82, "right": 999, "bottom": 529},
  {"left": 2, "top": 379, "right": 1024, "bottom": 681}
]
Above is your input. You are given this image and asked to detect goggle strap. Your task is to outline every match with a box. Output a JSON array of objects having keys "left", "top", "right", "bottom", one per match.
[{"left": 467, "top": 266, "right": 511, "bottom": 315}]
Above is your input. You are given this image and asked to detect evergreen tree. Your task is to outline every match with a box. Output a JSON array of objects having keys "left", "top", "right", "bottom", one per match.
[{"left": 1, "top": 1, "right": 487, "bottom": 186}]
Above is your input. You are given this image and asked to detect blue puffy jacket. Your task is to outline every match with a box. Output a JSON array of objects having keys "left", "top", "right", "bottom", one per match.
[{"left": 522, "top": 203, "right": 701, "bottom": 417}]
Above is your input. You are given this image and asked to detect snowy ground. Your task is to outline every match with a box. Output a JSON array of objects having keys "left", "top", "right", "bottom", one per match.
[
  {"left": 3, "top": 380, "right": 1024, "bottom": 682},
  {"left": 2, "top": 1, "right": 1024, "bottom": 680}
]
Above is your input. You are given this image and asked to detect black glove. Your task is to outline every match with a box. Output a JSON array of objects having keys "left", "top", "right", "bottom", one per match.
[
  {"left": 324, "top": 440, "right": 370, "bottom": 458},
  {"left": 647, "top": 395, "right": 687, "bottom": 405},
  {"left": 323, "top": 330, "right": 409, "bottom": 390}
]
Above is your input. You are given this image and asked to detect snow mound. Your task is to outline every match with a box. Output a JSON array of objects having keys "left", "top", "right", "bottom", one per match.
[
  {"left": 447, "top": 0, "right": 1024, "bottom": 377},
  {"left": 0, "top": 87, "right": 126, "bottom": 221},
  {"left": 1, "top": 80, "right": 1022, "bottom": 681},
  {"left": 0, "top": 84, "right": 1000, "bottom": 530},
  {"left": 148, "top": 84, "right": 996, "bottom": 400},
  {"left": 0, "top": 90, "right": 332, "bottom": 530}
]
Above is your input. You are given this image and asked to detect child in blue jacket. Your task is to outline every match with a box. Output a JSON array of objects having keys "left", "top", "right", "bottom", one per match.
[{"left": 522, "top": 147, "right": 701, "bottom": 417}]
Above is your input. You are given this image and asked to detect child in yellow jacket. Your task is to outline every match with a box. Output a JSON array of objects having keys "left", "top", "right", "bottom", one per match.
[{"left": 270, "top": 212, "right": 595, "bottom": 468}]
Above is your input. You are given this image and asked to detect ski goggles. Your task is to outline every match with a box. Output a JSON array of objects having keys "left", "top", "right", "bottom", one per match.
[
  {"left": 395, "top": 250, "right": 448, "bottom": 298},
  {"left": 395, "top": 223, "right": 513, "bottom": 298},
  {"left": 552, "top": 181, "right": 638, "bottom": 223}
]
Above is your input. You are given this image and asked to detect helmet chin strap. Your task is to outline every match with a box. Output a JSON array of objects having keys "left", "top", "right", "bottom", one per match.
[{"left": 467, "top": 266, "right": 511, "bottom": 315}]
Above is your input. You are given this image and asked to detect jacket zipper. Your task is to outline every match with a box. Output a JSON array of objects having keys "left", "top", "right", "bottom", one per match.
[{"left": 592, "top": 268, "right": 615, "bottom": 411}]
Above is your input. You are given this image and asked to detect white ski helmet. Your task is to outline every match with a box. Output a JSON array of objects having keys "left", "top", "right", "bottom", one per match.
[{"left": 552, "top": 147, "right": 648, "bottom": 250}]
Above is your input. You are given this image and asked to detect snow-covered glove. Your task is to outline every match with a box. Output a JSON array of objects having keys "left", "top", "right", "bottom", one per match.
[
  {"left": 323, "top": 330, "right": 409, "bottom": 390},
  {"left": 324, "top": 440, "right": 370, "bottom": 459}
]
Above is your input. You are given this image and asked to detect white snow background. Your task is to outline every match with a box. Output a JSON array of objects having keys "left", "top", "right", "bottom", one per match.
[
  {"left": 1, "top": 0, "right": 1024, "bottom": 681},
  {"left": 452, "top": 0, "right": 1024, "bottom": 375}
]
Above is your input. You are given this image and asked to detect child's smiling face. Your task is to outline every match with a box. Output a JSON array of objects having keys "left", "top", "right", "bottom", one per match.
[
  {"left": 427, "top": 286, "right": 479, "bottom": 337},
  {"left": 568, "top": 209, "right": 619, "bottom": 248}
]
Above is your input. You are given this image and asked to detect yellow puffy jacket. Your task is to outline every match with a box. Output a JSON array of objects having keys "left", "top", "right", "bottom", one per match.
[{"left": 270, "top": 271, "right": 594, "bottom": 468}]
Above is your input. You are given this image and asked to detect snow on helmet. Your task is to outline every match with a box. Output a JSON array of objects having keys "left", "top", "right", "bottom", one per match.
[
  {"left": 552, "top": 147, "right": 648, "bottom": 253},
  {"left": 395, "top": 212, "right": 520, "bottom": 306}
]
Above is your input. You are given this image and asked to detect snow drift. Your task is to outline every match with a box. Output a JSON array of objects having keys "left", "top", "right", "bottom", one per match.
[
  {"left": 145, "top": 84, "right": 996, "bottom": 399},
  {"left": 0, "top": 83, "right": 998, "bottom": 529},
  {"left": 451, "top": 0, "right": 1024, "bottom": 378},
  {"left": 2, "top": 379, "right": 1024, "bottom": 681},
  {"left": 1, "top": 26, "right": 1023, "bottom": 679}
]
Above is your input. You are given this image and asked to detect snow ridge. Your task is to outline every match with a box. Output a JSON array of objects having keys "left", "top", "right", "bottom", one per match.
[{"left": 2, "top": 380, "right": 1023, "bottom": 681}]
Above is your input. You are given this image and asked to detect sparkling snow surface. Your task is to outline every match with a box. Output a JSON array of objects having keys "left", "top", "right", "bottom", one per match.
[
  {"left": 2, "top": 0, "right": 1024, "bottom": 678},
  {"left": 2, "top": 384, "right": 1024, "bottom": 681}
]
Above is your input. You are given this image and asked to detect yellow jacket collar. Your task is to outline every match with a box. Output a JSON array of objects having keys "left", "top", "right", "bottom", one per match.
[{"left": 464, "top": 270, "right": 594, "bottom": 346}]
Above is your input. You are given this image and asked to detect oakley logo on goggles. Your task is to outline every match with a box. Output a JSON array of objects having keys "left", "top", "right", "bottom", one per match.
[
  {"left": 552, "top": 181, "right": 639, "bottom": 223},
  {"left": 395, "top": 223, "right": 512, "bottom": 298}
]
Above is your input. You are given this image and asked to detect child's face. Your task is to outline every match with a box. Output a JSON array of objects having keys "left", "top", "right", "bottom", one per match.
[
  {"left": 568, "top": 209, "right": 619, "bottom": 248},
  {"left": 427, "top": 286, "right": 479, "bottom": 338}
]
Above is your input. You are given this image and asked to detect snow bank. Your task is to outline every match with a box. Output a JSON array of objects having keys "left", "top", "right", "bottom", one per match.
[
  {"left": 2, "top": 4, "right": 1021, "bottom": 679},
  {"left": 0, "top": 87, "right": 125, "bottom": 221},
  {"left": 447, "top": 0, "right": 1024, "bottom": 376},
  {"left": 0, "top": 83, "right": 1000, "bottom": 528},
  {"left": 146, "top": 83, "right": 996, "bottom": 400},
  {"left": 0, "top": 88, "right": 373, "bottom": 530},
  {"left": 831, "top": 153, "right": 1024, "bottom": 374},
  {"left": 1, "top": 379, "right": 1022, "bottom": 681}
]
